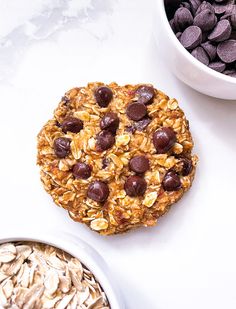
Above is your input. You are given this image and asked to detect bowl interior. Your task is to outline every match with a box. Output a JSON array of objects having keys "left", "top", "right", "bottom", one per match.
[{"left": 159, "top": 0, "right": 236, "bottom": 85}]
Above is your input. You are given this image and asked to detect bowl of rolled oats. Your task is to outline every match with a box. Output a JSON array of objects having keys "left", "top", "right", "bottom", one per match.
[{"left": 0, "top": 231, "right": 123, "bottom": 308}]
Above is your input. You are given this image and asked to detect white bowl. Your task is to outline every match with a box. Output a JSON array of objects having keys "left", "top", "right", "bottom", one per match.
[
  {"left": 0, "top": 230, "right": 124, "bottom": 309},
  {"left": 154, "top": 0, "right": 236, "bottom": 100}
]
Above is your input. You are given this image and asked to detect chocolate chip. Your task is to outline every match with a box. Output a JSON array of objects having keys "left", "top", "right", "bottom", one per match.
[
  {"left": 212, "top": 0, "right": 234, "bottom": 15},
  {"left": 153, "top": 127, "right": 176, "bottom": 154},
  {"left": 174, "top": 7, "right": 193, "bottom": 32},
  {"left": 165, "top": 0, "right": 182, "bottom": 19},
  {"left": 61, "top": 96, "right": 70, "bottom": 104},
  {"left": 53, "top": 137, "right": 71, "bottom": 158},
  {"left": 96, "top": 130, "right": 115, "bottom": 152},
  {"left": 208, "top": 20, "right": 232, "bottom": 42},
  {"left": 191, "top": 46, "right": 210, "bottom": 65},
  {"left": 124, "top": 176, "right": 147, "bottom": 197},
  {"left": 209, "top": 61, "right": 226, "bottom": 72},
  {"left": 135, "top": 85, "right": 155, "bottom": 105},
  {"left": 126, "top": 103, "right": 147, "bottom": 121},
  {"left": 196, "top": 1, "right": 215, "bottom": 15},
  {"left": 87, "top": 181, "right": 109, "bottom": 202},
  {"left": 217, "top": 39, "right": 236, "bottom": 63},
  {"left": 181, "top": 157, "right": 193, "bottom": 176},
  {"left": 135, "top": 118, "right": 151, "bottom": 131},
  {"left": 129, "top": 156, "right": 150, "bottom": 174},
  {"left": 102, "top": 157, "right": 110, "bottom": 169},
  {"left": 201, "top": 41, "right": 217, "bottom": 61},
  {"left": 94, "top": 86, "right": 113, "bottom": 107},
  {"left": 180, "top": 2, "right": 191, "bottom": 11},
  {"left": 125, "top": 125, "right": 136, "bottom": 134},
  {"left": 170, "top": 18, "right": 177, "bottom": 32},
  {"left": 61, "top": 117, "right": 83, "bottom": 134},
  {"left": 72, "top": 162, "right": 92, "bottom": 179},
  {"left": 162, "top": 171, "right": 182, "bottom": 191},
  {"left": 180, "top": 26, "right": 202, "bottom": 49},
  {"left": 100, "top": 112, "right": 119, "bottom": 134},
  {"left": 223, "top": 68, "right": 236, "bottom": 77},
  {"left": 189, "top": 0, "right": 202, "bottom": 15},
  {"left": 176, "top": 32, "right": 182, "bottom": 40},
  {"left": 193, "top": 9, "right": 217, "bottom": 31}
]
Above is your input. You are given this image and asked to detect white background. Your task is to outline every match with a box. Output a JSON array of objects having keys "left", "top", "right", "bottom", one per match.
[{"left": 0, "top": 0, "right": 236, "bottom": 308}]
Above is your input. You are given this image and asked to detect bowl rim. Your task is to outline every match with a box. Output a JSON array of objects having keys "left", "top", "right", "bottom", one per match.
[
  {"left": 158, "top": 0, "right": 236, "bottom": 85},
  {"left": 0, "top": 231, "right": 124, "bottom": 309}
]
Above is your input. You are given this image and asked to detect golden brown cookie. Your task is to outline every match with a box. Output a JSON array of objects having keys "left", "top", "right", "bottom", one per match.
[{"left": 37, "top": 82, "right": 198, "bottom": 235}]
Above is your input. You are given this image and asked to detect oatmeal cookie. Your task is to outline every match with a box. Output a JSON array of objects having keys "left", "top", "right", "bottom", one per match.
[{"left": 37, "top": 82, "right": 197, "bottom": 235}]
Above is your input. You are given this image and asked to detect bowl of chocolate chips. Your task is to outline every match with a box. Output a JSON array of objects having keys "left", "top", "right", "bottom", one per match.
[{"left": 154, "top": 0, "right": 236, "bottom": 100}]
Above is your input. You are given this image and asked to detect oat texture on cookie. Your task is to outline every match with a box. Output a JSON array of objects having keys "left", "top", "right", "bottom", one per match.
[{"left": 37, "top": 82, "right": 198, "bottom": 235}]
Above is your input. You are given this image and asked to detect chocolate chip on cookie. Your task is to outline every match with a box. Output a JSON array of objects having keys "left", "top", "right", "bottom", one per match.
[
  {"left": 162, "top": 171, "right": 182, "bottom": 191},
  {"left": 87, "top": 181, "right": 109, "bottom": 202},
  {"left": 94, "top": 86, "right": 113, "bottom": 107},
  {"left": 53, "top": 137, "right": 71, "bottom": 158},
  {"left": 73, "top": 162, "right": 92, "bottom": 179},
  {"left": 129, "top": 156, "right": 150, "bottom": 174},
  {"left": 124, "top": 175, "right": 147, "bottom": 197},
  {"left": 61, "top": 117, "right": 83, "bottom": 133},
  {"left": 126, "top": 103, "right": 147, "bottom": 121},
  {"left": 135, "top": 85, "right": 155, "bottom": 105},
  {"left": 96, "top": 130, "right": 115, "bottom": 151},
  {"left": 100, "top": 112, "right": 119, "bottom": 134},
  {"left": 153, "top": 127, "right": 176, "bottom": 154}
]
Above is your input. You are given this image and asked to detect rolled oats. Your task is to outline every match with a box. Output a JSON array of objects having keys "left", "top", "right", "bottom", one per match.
[
  {"left": 37, "top": 82, "right": 198, "bottom": 235},
  {"left": 0, "top": 242, "right": 110, "bottom": 308}
]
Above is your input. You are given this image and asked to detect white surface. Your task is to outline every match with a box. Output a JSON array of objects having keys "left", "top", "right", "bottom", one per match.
[
  {"left": 0, "top": 1, "right": 236, "bottom": 308},
  {"left": 0, "top": 231, "right": 123, "bottom": 309},
  {"left": 154, "top": 0, "right": 236, "bottom": 100}
]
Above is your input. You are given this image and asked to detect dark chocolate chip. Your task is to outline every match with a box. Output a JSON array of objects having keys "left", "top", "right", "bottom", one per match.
[
  {"left": 136, "top": 85, "right": 155, "bottom": 105},
  {"left": 72, "top": 162, "right": 92, "bottom": 179},
  {"left": 196, "top": 1, "right": 215, "bottom": 15},
  {"left": 201, "top": 41, "right": 217, "bottom": 61},
  {"left": 162, "top": 171, "right": 182, "bottom": 191},
  {"left": 209, "top": 61, "right": 226, "bottom": 72},
  {"left": 126, "top": 103, "right": 147, "bottom": 121},
  {"left": 61, "top": 96, "right": 70, "bottom": 104},
  {"left": 208, "top": 20, "right": 232, "bottom": 42},
  {"left": 170, "top": 19, "right": 177, "bottom": 33},
  {"left": 213, "top": 0, "right": 234, "bottom": 15},
  {"left": 189, "top": 0, "right": 202, "bottom": 16},
  {"left": 94, "top": 86, "right": 113, "bottom": 107},
  {"left": 100, "top": 112, "right": 119, "bottom": 134},
  {"left": 174, "top": 7, "right": 193, "bottom": 32},
  {"left": 87, "top": 181, "right": 109, "bottom": 202},
  {"left": 125, "top": 125, "right": 136, "bottom": 134},
  {"left": 181, "top": 157, "right": 193, "bottom": 176},
  {"left": 217, "top": 39, "right": 236, "bottom": 63},
  {"left": 180, "top": 26, "right": 202, "bottom": 49},
  {"left": 193, "top": 9, "right": 217, "bottom": 32},
  {"left": 135, "top": 118, "right": 151, "bottom": 131},
  {"left": 223, "top": 69, "right": 236, "bottom": 77},
  {"left": 61, "top": 117, "right": 83, "bottom": 134},
  {"left": 180, "top": 2, "right": 191, "bottom": 11},
  {"left": 129, "top": 156, "right": 150, "bottom": 174},
  {"left": 165, "top": 0, "right": 182, "bottom": 19},
  {"left": 176, "top": 32, "right": 182, "bottom": 40},
  {"left": 124, "top": 176, "right": 147, "bottom": 197},
  {"left": 53, "top": 137, "right": 71, "bottom": 158},
  {"left": 102, "top": 158, "right": 110, "bottom": 169},
  {"left": 153, "top": 127, "right": 176, "bottom": 154},
  {"left": 191, "top": 46, "right": 210, "bottom": 65},
  {"left": 96, "top": 130, "right": 115, "bottom": 152}
]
